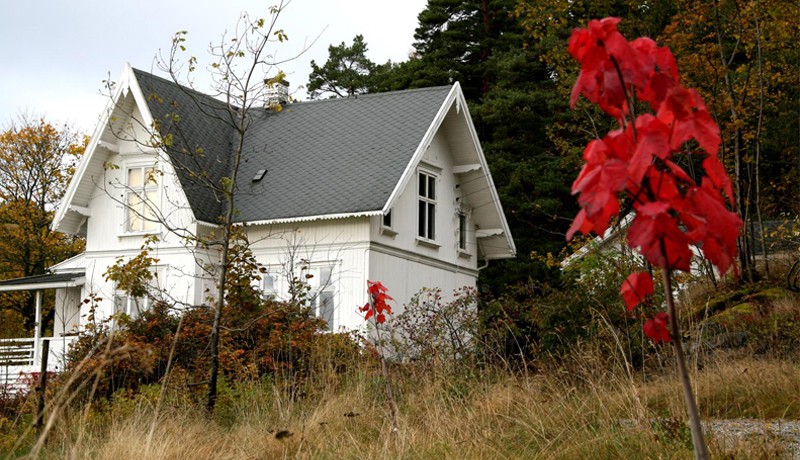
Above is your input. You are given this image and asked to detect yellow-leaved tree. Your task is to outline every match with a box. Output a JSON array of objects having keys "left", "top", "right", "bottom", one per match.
[{"left": 0, "top": 115, "right": 86, "bottom": 335}]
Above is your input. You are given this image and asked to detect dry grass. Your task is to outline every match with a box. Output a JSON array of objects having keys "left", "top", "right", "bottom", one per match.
[
  {"left": 2, "top": 353, "right": 795, "bottom": 459},
  {"left": 4, "top": 284, "right": 797, "bottom": 459}
]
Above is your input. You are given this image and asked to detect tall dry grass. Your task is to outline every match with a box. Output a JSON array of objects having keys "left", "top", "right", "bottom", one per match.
[
  {"left": 4, "top": 283, "right": 798, "bottom": 459},
  {"left": 4, "top": 351, "right": 797, "bottom": 459}
]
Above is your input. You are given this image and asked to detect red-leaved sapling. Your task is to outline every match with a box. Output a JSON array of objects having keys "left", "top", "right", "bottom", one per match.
[
  {"left": 566, "top": 17, "right": 743, "bottom": 460},
  {"left": 359, "top": 280, "right": 399, "bottom": 440}
]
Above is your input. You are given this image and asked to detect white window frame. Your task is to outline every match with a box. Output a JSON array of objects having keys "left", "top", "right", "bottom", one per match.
[
  {"left": 123, "top": 164, "right": 159, "bottom": 234},
  {"left": 417, "top": 170, "right": 437, "bottom": 242},
  {"left": 113, "top": 267, "right": 164, "bottom": 320},
  {"left": 261, "top": 270, "right": 278, "bottom": 301},
  {"left": 258, "top": 262, "right": 339, "bottom": 332},
  {"left": 114, "top": 291, "right": 149, "bottom": 320},
  {"left": 306, "top": 264, "right": 337, "bottom": 332},
  {"left": 380, "top": 208, "right": 397, "bottom": 237},
  {"left": 383, "top": 209, "right": 393, "bottom": 229}
]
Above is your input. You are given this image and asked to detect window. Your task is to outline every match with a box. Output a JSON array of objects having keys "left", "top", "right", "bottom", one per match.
[
  {"left": 418, "top": 171, "right": 436, "bottom": 240},
  {"left": 113, "top": 269, "right": 162, "bottom": 319},
  {"left": 381, "top": 208, "right": 398, "bottom": 237},
  {"left": 458, "top": 211, "right": 467, "bottom": 251},
  {"left": 114, "top": 293, "right": 148, "bottom": 320},
  {"left": 261, "top": 272, "right": 277, "bottom": 300},
  {"left": 307, "top": 265, "right": 336, "bottom": 332},
  {"left": 125, "top": 166, "right": 158, "bottom": 233}
]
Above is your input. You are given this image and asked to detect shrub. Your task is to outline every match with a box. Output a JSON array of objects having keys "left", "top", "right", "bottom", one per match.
[
  {"left": 392, "top": 287, "right": 480, "bottom": 369},
  {"left": 64, "top": 295, "right": 338, "bottom": 404}
]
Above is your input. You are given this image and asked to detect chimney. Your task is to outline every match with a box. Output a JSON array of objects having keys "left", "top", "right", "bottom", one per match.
[{"left": 265, "top": 80, "right": 290, "bottom": 107}]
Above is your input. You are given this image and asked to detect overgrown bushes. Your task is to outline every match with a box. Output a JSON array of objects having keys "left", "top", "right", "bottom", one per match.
[{"left": 63, "top": 296, "right": 357, "bottom": 404}]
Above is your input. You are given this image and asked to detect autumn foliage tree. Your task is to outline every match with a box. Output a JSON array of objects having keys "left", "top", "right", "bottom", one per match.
[
  {"left": 661, "top": 0, "right": 800, "bottom": 276},
  {"left": 567, "top": 18, "right": 743, "bottom": 459},
  {"left": 0, "top": 116, "right": 85, "bottom": 331}
]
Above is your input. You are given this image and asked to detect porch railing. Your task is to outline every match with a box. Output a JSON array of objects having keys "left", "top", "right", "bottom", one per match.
[
  {"left": 0, "top": 338, "right": 35, "bottom": 366},
  {"left": 0, "top": 336, "right": 77, "bottom": 392}
]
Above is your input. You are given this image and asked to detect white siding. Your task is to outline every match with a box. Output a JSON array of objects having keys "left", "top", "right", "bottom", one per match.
[
  {"left": 53, "top": 287, "right": 82, "bottom": 337},
  {"left": 368, "top": 249, "right": 476, "bottom": 317},
  {"left": 372, "top": 129, "right": 477, "bottom": 268},
  {"left": 72, "top": 92, "right": 205, "bottom": 322},
  {"left": 367, "top": 126, "right": 479, "bottom": 313},
  {"left": 247, "top": 218, "right": 371, "bottom": 331},
  {"left": 74, "top": 248, "right": 208, "bottom": 324}
]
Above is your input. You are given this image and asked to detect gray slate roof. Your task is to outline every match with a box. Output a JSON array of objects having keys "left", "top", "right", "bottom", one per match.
[
  {"left": 133, "top": 69, "right": 234, "bottom": 223},
  {"left": 133, "top": 69, "right": 452, "bottom": 224}
]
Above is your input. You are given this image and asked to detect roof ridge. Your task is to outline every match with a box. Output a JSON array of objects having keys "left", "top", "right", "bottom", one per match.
[
  {"left": 292, "top": 85, "right": 453, "bottom": 106},
  {"left": 131, "top": 67, "right": 231, "bottom": 110},
  {"left": 132, "top": 67, "right": 451, "bottom": 108}
]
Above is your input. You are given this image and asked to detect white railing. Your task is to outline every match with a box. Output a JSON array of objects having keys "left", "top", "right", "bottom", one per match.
[
  {"left": 0, "top": 336, "right": 78, "bottom": 393},
  {"left": 0, "top": 338, "right": 35, "bottom": 366},
  {"left": 0, "top": 338, "right": 35, "bottom": 392}
]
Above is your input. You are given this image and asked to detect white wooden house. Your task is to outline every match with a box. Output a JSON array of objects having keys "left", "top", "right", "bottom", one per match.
[{"left": 0, "top": 64, "right": 515, "bottom": 384}]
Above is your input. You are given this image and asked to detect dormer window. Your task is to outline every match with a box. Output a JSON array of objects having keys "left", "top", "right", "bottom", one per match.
[
  {"left": 125, "top": 166, "right": 158, "bottom": 233},
  {"left": 418, "top": 171, "right": 436, "bottom": 240}
]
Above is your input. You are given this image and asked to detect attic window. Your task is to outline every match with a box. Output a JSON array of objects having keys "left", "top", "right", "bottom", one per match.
[{"left": 252, "top": 169, "right": 268, "bottom": 182}]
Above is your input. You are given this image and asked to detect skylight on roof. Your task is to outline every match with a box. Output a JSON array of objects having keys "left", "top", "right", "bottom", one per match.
[{"left": 252, "top": 169, "right": 268, "bottom": 182}]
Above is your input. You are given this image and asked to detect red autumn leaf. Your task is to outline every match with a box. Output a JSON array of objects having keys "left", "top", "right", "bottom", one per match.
[
  {"left": 628, "top": 202, "right": 693, "bottom": 271},
  {"left": 643, "top": 312, "right": 672, "bottom": 344},
  {"left": 643, "top": 167, "right": 681, "bottom": 203},
  {"left": 566, "top": 208, "right": 592, "bottom": 241},
  {"left": 677, "top": 180, "right": 742, "bottom": 275},
  {"left": 701, "top": 155, "right": 734, "bottom": 205},
  {"left": 620, "top": 272, "right": 654, "bottom": 311},
  {"left": 657, "top": 86, "right": 720, "bottom": 156},
  {"left": 628, "top": 115, "right": 671, "bottom": 184},
  {"left": 630, "top": 37, "right": 679, "bottom": 110},
  {"left": 663, "top": 159, "right": 696, "bottom": 185},
  {"left": 367, "top": 280, "right": 390, "bottom": 297},
  {"left": 363, "top": 280, "right": 393, "bottom": 324},
  {"left": 568, "top": 17, "right": 643, "bottom": 119}
]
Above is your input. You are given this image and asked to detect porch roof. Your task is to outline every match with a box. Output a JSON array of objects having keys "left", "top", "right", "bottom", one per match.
[{"left": 0, "top": 272, "right": 85, "bottom": 292}]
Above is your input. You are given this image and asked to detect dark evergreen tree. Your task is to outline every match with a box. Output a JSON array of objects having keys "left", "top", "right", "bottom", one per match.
[{"left": 308, "top": 35, "right": 377, "bottom": 99}]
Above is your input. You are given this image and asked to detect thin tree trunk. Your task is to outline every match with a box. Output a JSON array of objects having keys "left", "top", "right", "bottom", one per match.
[
  {"left": 714, "top": 0, "right": 753, "bottom": 281},
  {"left": 373, "top": 312, "right": 398, "bottom": 442},
  {"left": 206, "top": 121, "right": 247, "bottom": 413},
  {"left": 480, "top": 0, "right": 491, "bottom": 97},
  {"left": 380, "top": 353, "right": 399, "bottom": 441},
  {"left": 662, "top": 264, "right": 708, "bottom": 460},
  {"left": 753, "top": 8, "right": 769, "bottom": 279}
]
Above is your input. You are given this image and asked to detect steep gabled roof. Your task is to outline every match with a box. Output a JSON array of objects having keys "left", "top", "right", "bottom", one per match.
[
  {"left": 134, "top": 69, "right": 452, "bottom": 224},
  {"left": 133, "top": 69, "right": 235, "bottom": 223}
]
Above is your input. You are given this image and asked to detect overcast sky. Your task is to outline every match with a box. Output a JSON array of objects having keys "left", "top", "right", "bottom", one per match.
[{"left": 0, "top": 0, "right": 428, "bottom": 134}]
